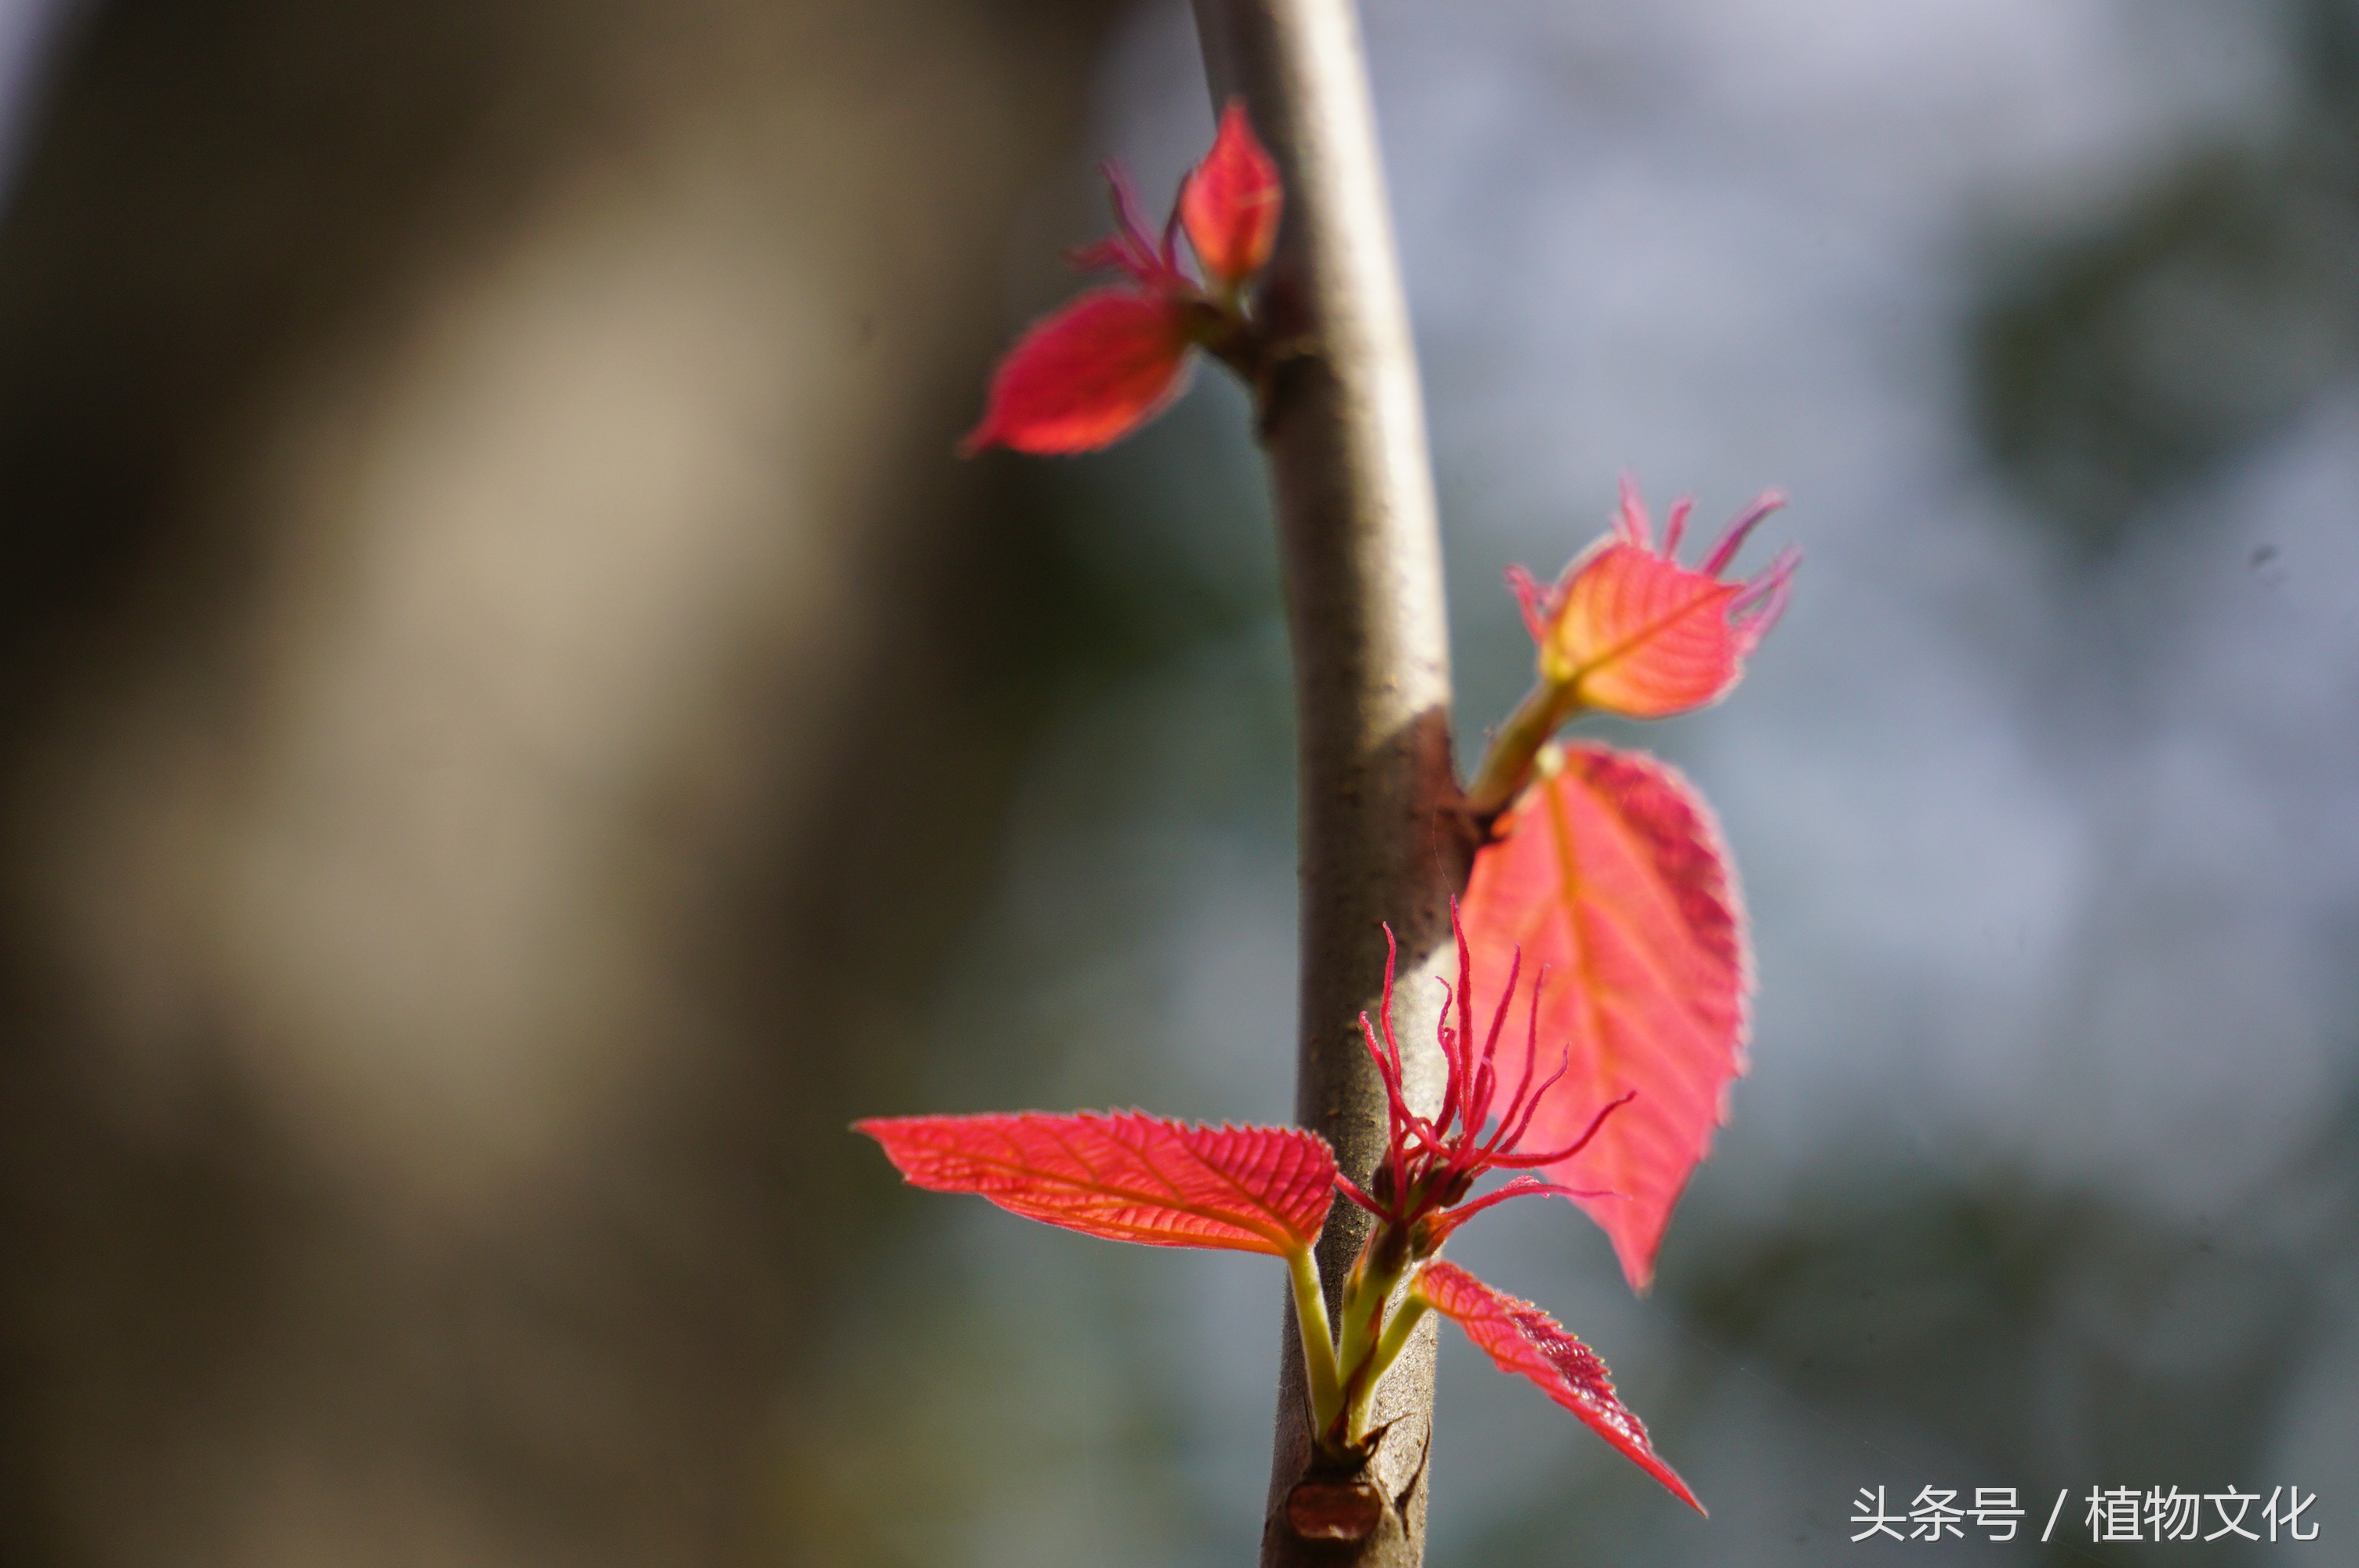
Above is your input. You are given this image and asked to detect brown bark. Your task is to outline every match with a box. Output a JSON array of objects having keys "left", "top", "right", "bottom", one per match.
[{"left": 1188, "top": 4, "right": 1467, "bottom": 1564}]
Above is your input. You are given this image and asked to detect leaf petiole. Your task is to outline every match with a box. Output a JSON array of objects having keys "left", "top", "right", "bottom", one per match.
[
  {"left": 1463, "top": 681, "right": 1581, "bottom": 817},
  {"left": 1346, "top": 1281, "right": 1432, "bottom": 1445},
  {"left": 1330, "top": 1221, "right": 1418, "bottom": 1450},
  {"left": 1285, "top": 1242, "right": 1344, "bottom": 1439}
]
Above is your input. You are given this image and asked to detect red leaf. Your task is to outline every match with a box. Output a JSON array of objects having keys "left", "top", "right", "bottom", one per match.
[
  {"left": 1458, "top": 743, "right": 1749, "bottom": 1290},
  {"left": 1416, "top": 1259, "right": 1702, "bottom": 1512},
  {"left": 1543, "top": 539, "right": 1747, "bottom": 716},
  {"left": 855, "top": 1110, "right": 1336, "bottom": 1256},
  {"left": 1180, "top": 100, "right": 1282, "bottom": 289},
  {"left": 1519, "top": 485, "right": 1794, "bottom": 718},
  {"left": 959, "top": 288, "right": 1194, "bottom": 456}
]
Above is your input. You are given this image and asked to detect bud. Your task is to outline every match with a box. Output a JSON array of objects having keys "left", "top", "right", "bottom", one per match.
[{"left": 1180, "top": 100, "right": 1282, "bottom": 292}]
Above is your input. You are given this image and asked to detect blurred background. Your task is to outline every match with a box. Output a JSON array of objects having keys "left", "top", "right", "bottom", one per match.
[{"left": 0, "top": 0, "right": 2352, "bottom": 1563}]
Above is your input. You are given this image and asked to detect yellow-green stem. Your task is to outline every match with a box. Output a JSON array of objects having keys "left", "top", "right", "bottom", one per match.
[
  {"left": 1285, "top": 1243, "right": 1344, "bottom": 1439},
  {"left": 1463, "top": 677, "right": 1581, "bottom": 816},
  {"left": 1333, "top": 1224, "right": 1413, "bottom": 1450},
  {"left": 1347, "top": 1283, "right": 1433, "bottom": 1443}
]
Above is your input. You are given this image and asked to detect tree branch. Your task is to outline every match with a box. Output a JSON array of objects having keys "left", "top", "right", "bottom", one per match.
[{"left": 1188, "top": 4, "right": 1464, "bottom": 1563}]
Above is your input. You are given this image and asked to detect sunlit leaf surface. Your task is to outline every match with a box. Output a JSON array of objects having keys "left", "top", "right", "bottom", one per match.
[
  {"left": 959, "top": 288, "right": 1194, "bottom": 456},
  {"left": 856, "top": 1109, "right": 1336, "bottom": 1255},
  {"left": 1459, "top": 742, "right": 1748, "bottom": 1290},
  {"left": 1417, "top": 1259, "right": 1701, "bottom": 1512}
]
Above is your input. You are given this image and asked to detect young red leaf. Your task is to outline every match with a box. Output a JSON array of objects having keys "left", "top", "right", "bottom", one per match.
[
  {"left": 1416, "top": 1259, "right": 1702, "bottom": 1512},
  {"left": 958, "top": 288, "right": 1194, "bottom": 456},
  {"left": 855, "top": 1109, "right": 1336, "bottom": 1256},
  {"left": 1180, "top": 100, "right": 1282, "bottom": 289},
  {"left": 1457, "top": 743, "right": 1749, "bottom": 1290},
  {"left": 1512, "top": 483, "right": 1795, "bottom": 718}
]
